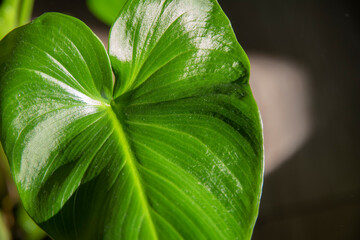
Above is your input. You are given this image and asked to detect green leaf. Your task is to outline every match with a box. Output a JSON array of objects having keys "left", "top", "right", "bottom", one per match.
[
  {"left": 0, "top": 0, "right": 263, "bottom": 239},
  {"left": 87, "top": 0, "right": 127, "bottom": 25}
]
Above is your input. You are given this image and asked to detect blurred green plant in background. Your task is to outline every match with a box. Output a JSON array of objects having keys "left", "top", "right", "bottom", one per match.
[
  {"left": 0, "top": 0, "right": 34, "bottom": 39},
  {"left": 87, "top": 0, "right": 125, "bottom": 25}
]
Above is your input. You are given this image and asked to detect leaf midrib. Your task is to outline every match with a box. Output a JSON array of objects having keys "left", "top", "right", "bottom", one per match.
[{"left": 106, "top": 106, "right": 158, "bottom": 239}]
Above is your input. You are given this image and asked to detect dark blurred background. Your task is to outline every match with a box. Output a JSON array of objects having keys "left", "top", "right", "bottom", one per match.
[
  {"left": 1, "top": 0, "right": 359, "bottom": 239},
  {"left": 218, "top": 1, "right": 360, "bottom": 239}
]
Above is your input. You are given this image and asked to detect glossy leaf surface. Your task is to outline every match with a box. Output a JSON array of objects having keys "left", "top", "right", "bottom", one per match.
[{"left": 0, "top": 0, "right": 263, "bottom": 239}]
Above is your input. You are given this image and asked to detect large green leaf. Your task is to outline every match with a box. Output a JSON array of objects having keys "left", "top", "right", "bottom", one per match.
[{"left": 0, "top": 0, "right": 263, "bottom": 239}]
